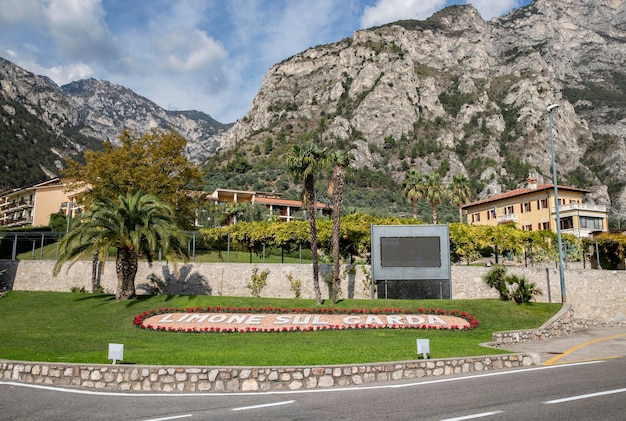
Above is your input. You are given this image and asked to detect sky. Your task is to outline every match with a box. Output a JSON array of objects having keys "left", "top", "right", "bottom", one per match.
[{"left": 0, "top": 0, "right": 532, "bottom": 123}]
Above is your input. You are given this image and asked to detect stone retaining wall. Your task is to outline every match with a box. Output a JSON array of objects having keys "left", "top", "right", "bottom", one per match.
[
  {"left": 1, "top": 353, "right": 537, "bottom": 393},
  {"left": 491, "top": 304, "right": 575, "bottom": 346},
  {"left": 2, "top": 260, "right": 625, "bottom": 324}
]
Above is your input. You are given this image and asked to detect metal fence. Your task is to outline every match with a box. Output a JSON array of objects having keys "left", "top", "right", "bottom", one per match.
[{"left": 0, "top": 231, "right": 311, "bottom": 264}]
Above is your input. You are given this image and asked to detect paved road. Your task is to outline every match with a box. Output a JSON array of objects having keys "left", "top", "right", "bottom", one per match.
[{"left": 498, "top": 327, "right": 626, "bottom": 365}]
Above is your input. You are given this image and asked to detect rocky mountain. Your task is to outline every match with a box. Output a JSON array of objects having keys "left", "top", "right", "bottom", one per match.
[
  {"left": 2, "top": 0, "right": 625, "bottom": 219},
  {"left": 217, "top": 0, "right": 626, "bottom": 214},
  {"left": 0, "top": 57, "right": 231, "bottom": 191}
]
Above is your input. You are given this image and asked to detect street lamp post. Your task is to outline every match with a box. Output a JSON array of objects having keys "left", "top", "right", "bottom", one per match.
[{"left": 548, "top": 103, "right": 566, "bottom": 303}]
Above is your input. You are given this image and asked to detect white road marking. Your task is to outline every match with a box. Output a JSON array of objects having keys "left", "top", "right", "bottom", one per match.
[
  {"left": 140, "top": 415, "right": 192, "bottom": 421},
  {"left": 0, "top": 361, "right": 606, "bottom": 398},
  {"left": 231, "top": 400, "right": 296, "bottom": 411},
  {"left": 544, "top": 387, "right": 626, "bottom": 404},
  {"left": 440, "top": 411, "right": 504, "bottom": 421}
]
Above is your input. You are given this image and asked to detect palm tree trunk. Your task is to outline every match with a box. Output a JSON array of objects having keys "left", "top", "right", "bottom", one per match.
[
  {"left": 458, "top": 207, "right": 463, "bottom": 223},
  {"left": 115, "top": 247, "right": 138, "bottom": 300},
  {"left": 305, "top": 176, "right": 322, "bottom": 304},
  {"left": 91, "top": 249, "right": 100, "bottom": 293},
  {"left": 331, "top": 166, "right": 346, "bottom": 304},
  {"left": 412, "top": 201, "right": 417, "bottom": 219},
  {"left": 432, "top": 205, "right": 438, "bottom": 225}
]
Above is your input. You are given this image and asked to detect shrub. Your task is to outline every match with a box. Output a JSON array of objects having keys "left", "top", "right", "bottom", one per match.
[
  {"left": 484, "top": 265, "right": 542, "bottom": 304},
  {"left": 287, "top": 272, "right": 302, "bottom": 299},
  {"left": 483, "top": 265, "right": 510, "bottom": 301},
  {"left": 508, "top": 275, "right": 542, "bottom": 304},
  {"left": 246, "top": 266, "right": 269, "bottom": 297}
]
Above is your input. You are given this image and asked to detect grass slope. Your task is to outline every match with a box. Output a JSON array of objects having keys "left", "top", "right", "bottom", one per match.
[{"left": 0, "top": 291, "right": 561, "bottom": 366}]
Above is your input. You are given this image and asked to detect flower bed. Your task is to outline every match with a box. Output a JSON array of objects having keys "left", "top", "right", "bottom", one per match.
[{"left": 134, "top": 306, "right": 479, "bottom": 333}]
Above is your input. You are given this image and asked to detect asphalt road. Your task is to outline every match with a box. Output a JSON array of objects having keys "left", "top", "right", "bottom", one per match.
[
  {"left": 2, "top": 328, "right": 625, "bottom": 420},
  {"left": 2, "top": 357, "right": 625, "bottom": 420}
]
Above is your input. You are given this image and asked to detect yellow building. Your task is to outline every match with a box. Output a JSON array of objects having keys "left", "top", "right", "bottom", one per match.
[
  {"left": 461, "top": 176, "right": 608, "bottom": 238},
  {"left": 0, "top": 178, "right": 82, "bottom": 229}
]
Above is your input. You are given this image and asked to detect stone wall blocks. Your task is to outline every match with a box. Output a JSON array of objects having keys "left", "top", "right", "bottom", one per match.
[
  {"left": 197, "top": 381, "right": 211, "bottom": 391},
  {"left": 318, "top": 375, "right": 334, "bottom": 387},
  {"left": 242, "top": 378, "right": 259, "bottom": 391},
  {"left": 226, "top": 378, "right": 239, "bottom": 392},
  {"left": 208, "top": 369, "right": 219, "bottom": 381}
]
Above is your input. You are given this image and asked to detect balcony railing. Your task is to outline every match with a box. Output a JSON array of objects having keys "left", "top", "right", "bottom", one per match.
[
  {"left": 0, "top": 216, "right": 33, "bottom": 227},
  {"left": 553, "top": 203, "right": 607, "bottom": 213},
  {"left": 498, "top": 213, "right": 518, "bottom": 224},
  {"left": 0, "top": 199, "right": 33, "bottom": 212}
]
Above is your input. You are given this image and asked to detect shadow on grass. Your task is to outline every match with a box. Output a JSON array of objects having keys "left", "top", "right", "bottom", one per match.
[{"left": 75, "top": 294, "right": 117, "bottom": 303}]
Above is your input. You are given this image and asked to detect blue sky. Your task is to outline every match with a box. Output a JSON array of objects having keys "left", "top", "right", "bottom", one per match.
[{"left": 0, "top": 0, "right": 531, "bottom": 123}]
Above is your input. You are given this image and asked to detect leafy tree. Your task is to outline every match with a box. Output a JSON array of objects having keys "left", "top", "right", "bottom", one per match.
[
  {"left": 402, "top": 168, "right": 424, "bottom": 219},
  {"left": 449, "top": 174, "right": 472, "bottom": 222},
  {"left": 328, "top": 150, "right": 354, "bottom": 303},
  {"left": 53, "top": 192, "right": 188, "bottom": 300},
  {"left": 285, "top": 142, "right": 329, "bottom": 304},
  {"left": 64, "top": 128, "right": 203, "bottom": 228}
]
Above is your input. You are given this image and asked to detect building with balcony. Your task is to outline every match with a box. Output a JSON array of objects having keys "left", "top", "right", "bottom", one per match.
[
  {"left": 208, "top": 188, "right": 331, "bottom": 223},
  {"left": 461, "top": 175, "right": 608, "bottom": 238},
  {"left": 0, "top": 178, "right": 82, "bottom": 229}
]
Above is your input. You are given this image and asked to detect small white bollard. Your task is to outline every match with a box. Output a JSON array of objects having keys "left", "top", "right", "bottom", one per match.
[
  {"left": 416, "top": 339, "right": 430, "bottom": 359},
  {"left": 108, "top": 343, "right": 124, "bottom": 364}
]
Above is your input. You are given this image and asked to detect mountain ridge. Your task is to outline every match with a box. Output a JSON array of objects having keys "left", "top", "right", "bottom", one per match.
[
  {"left": 213, "top": 0, "right": 624, "bottom": 213},
  {"left": 2, "top": 0, "right": 626, "bottom": 221},
  {"left": 0, "top": 58, "right": 232, "bottom": 191}
]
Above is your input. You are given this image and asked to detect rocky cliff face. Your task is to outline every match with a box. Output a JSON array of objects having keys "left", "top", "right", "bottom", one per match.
[
  {"left": 2, "top": 0, "right": 625, "bottom": 215},
  {"left": 220, "top": 0, "right": 625, "bottom": 210},
  {"left": 60, "top": 79, "right": 231, "bottom": 161},
  {"left": 0, "top": 58, "right": 231, "bottom": 190}
]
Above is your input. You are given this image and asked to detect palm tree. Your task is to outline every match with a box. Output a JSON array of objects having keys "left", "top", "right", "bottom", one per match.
[
  {"left": 422, "top": 172, "right": 447, "bottom": 224},
  {"left": 449, "top": 173, "right": 472, "bottom": 223},
  {"left": 53, "top": 192, "right": 188, "bottom": 300},
  {"left": 402, "top": 168, "right": 423, "bottom": 219},
  {"left": 328, "top": 150, "right": 354, "bottom": 303},
  {"left": 285, "top": 143, "right": 329, "bottom": 304}
]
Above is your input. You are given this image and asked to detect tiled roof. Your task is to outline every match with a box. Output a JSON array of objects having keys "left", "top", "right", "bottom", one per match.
[
  {"left": 254, "top": 196, "right": 328, "bottom": 210},
  {"left": 461, "top": 183, "right": 589, "bottom": 209}
]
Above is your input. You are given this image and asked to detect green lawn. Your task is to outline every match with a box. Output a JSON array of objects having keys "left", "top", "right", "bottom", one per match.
[{"left": 0, "top": 291, "right": 561, "bottom": 366}]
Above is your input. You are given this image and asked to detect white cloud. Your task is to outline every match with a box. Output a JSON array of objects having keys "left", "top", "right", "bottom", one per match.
[
  {"left": 361, "top": 0, "right": 448, "bottom": 28},
  {"left": 0, "top": 0, "right": 47, "bottom": 25},
  {"left": 44, "top": 0, "right": 119, "bottom": 61},
  {"left": 46, "top": 63, "right": 95, "bottom": 85},
  {"left": 156, "top": 29, "right": 227, "bottom": 73},
  {"left": 466, "top": 0, "right": 523, "bottom": 20}
]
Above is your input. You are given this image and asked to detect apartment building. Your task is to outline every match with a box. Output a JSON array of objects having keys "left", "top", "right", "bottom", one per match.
[
  {"left": 461, "top": 176, "right": 608, "bottom": 238},
  {"left": 0, "top": 178, "right": 82, "bottom": 229}
]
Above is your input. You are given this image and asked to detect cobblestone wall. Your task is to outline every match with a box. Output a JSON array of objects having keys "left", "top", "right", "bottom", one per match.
[
  {"left": 1, "top": 353, "right": 537, "bottom": 393},
  {"left": 1, "top": 261, "right": 625, "bottom": 324},
  {"left": 491, "top": 304, "right": 575, "bottom": 346}
]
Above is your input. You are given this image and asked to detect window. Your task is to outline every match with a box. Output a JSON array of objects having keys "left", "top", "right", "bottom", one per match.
[
  {"left": 580, "top": 217, "right": 602, "bottom": 230},
  {"left": 504, "top": 205, "right": 514, "bottom": 215},
  {"left": 523, "top": 202, "right": 531, "bottom": 212},
  {"left": 537, "top": 198, "right": 548, "bottom": 209},
  {"left": 472, "top": 213, "right": 481, "bottom": 223},
  {"left": 523, "top": 224, "right": 532, "bottom": 231},
  {"left": 539, "top": 222, "right": 550, "bottom": 230},
  {"left": 560, "top": 216, "right": 573, "bottom": 230}
]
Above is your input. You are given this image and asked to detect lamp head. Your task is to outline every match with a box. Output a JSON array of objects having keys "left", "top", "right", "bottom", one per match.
[{"left": 547, "top": 103, "right": 559, "bottom": 112}]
